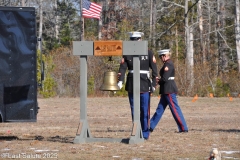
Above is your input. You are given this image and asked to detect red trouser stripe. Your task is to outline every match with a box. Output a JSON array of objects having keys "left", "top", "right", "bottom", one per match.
[
  {"left": 148, "top": 93, "right": 150, "bottom": 126},
  {"left": 168, "top": 94, "right": 184, "bottom": 131}
]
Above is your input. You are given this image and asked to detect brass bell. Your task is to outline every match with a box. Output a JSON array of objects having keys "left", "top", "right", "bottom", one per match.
[{"left": 100, "top": 71, "right": 120, "bottom": 91}]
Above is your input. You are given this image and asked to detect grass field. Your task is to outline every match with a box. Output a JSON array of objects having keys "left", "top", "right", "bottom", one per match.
[{"left": 0, "top": 96, "right": 240, "bottom": 160}]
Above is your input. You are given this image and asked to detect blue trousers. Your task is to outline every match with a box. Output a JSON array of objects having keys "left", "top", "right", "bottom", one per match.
[
  {"left": 150, "top": 94, "right": 188, "bottom": 132},
  {"left": 128, "top": 92, "right": 150, "bottom": 139}
]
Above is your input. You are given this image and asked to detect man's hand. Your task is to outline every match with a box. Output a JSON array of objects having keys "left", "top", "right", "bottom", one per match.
[
  {"left": 152, "top": 87, "right": 155, "bottom": 92},
  {"left": 117, "top": 81, "right": 123, "bottom": 89},
  {"left": 156, "top": 77, "right": 160, "bottom": 85},
  {"left": 117, "top": 73, "right": 121, "bottom": 81},
  {"left": 117, "top": 73, "right": 123, "bottom": 89}
]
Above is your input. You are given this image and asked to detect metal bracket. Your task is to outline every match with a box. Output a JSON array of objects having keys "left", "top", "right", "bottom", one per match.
[{"left": 74, "top": 120, "right": 92, "bottom": 143}]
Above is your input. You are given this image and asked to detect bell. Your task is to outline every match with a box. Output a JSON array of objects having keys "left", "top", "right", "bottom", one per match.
[{"left": 100, "top": 71, "right": 120, "bottom": 91}]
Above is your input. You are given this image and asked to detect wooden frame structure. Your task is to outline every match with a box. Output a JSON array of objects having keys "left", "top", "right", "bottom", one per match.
[{"left": 72, "top": 41, "right": 148, "bottom": 144}]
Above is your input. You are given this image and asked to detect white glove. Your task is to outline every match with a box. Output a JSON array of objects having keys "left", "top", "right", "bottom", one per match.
[
  {"left": 152, "top": 87, "right": 155, "bottom": 92},
  {"left": 117, "top": 81, "right": 123, "bottom": 89}
]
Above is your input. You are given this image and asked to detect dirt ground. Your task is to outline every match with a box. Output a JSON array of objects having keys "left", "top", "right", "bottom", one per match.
[{"left": 0, "top": 96, "right": 240, "bottom": 160}]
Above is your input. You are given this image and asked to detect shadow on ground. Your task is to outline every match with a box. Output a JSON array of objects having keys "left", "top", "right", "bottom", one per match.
[
  {"left": 0, "top": 135, "right": 75, "bottom": 143},
  {"left": 212, "top": 129, "right": 240, "bottom": 133}
]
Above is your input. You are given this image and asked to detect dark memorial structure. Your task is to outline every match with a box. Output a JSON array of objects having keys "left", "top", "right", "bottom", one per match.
[{"left": 0, "top": 6, "right": 38, "bottom": 122}]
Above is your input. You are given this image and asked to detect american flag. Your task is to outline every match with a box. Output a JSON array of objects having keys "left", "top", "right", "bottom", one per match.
[{"left": 82, "top": 0, "right": 102, "bottom": 19}]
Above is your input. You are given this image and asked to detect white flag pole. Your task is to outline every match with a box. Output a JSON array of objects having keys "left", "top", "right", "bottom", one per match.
[{"left": 80, "top": 0, "right": 84, "bottom": 41}]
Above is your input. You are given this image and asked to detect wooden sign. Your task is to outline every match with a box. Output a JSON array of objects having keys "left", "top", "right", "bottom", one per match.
[{"left": 94, "top": 41, "right": 122, "bottom": 56}]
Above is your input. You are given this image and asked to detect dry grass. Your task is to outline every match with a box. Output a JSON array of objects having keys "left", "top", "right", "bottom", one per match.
[{"left": 0, "top": 97, "right": 240, "bottom": 160}]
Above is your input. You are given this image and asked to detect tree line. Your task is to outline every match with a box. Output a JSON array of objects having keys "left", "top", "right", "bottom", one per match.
[{"left": 1, "top": 0, "right": 240, "bottom": 97}]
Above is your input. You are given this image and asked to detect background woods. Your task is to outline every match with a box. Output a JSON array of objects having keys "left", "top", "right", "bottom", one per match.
[{"left": 1, "top": 0, "right": 240, "bottom": 97}]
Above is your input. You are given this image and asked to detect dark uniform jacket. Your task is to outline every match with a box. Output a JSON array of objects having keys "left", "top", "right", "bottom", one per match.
[
  {"left": 159, "top": 59, "right": 178, "bottom": 94},
  {"left": 118, "top": 50, "right": 158, "bottom": 93}
]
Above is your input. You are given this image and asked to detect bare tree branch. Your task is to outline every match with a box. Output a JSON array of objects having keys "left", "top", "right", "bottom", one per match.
[
  {"left": 162, "top": 0, "right": 184, "bottom": 8},
  {"left": 156, "top": 21, "right": 177, "bottom": 38},
  {"left": 217, "top": 30, "right": 234, "bottom": 51}
]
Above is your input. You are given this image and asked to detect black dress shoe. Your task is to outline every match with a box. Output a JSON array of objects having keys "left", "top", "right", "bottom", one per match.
[
  {"left": 149, "top": 128, "right": 153, "bottom": 132},
  {"left": 179, "top": 130, "right": 188, "bottom": 133}
]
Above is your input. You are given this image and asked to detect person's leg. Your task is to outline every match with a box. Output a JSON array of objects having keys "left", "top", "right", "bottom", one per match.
[
  {"left": 140, "top": 92, "right": 150, "bottom": 139},
  {"left": 166, "top": 93, "right": 188, "bottom": 132},
  {"left": 149, "top": 94, "right": 168, "bottom": 131},
  {"left": 128, "top": 92, "right": 134, "bottom": 121}
]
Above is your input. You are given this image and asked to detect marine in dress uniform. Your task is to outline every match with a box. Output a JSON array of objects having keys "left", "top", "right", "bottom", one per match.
[
  {"left": 149, "top": 49, "right": 188, "bottom": 133},
  {"left": 117, "top": 31, "right": 158, "bottom": 140}
]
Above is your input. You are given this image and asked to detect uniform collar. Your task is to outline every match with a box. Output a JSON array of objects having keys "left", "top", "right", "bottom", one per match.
[{"left": 164, "top": 59, "right": 171, "bottom": 63}]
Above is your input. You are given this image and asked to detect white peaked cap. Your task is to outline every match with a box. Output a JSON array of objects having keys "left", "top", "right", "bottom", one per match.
[
  {"left": 157, "top": 49, "right": 170, "bottom": 56},
  {"left": 128, "top": 31, "right": 144, "bottom": 38}
]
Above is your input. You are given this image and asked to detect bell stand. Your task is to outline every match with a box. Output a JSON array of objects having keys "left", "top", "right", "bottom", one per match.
[{"left": 72, "top": 41, "right": 148, "bottom": 144}]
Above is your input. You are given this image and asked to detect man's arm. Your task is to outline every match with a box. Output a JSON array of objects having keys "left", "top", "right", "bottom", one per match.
[
  {"left": 117, "top": 57, "right": 127, "bottom": 89},
  {"left": 148, "top": 50, "right": 158, "bottom": 88},
  {"left": 160, "top": 62, "right": 172, "bottom": 83}
]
